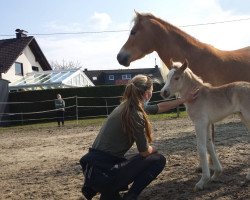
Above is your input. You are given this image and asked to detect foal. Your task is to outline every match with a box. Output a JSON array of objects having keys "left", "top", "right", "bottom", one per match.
[{"left": 160, "top": 59, "right": 250, "bottom": 190}]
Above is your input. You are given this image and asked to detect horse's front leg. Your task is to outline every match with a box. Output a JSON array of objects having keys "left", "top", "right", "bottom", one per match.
[
  {"left": 206, "top": 123, "right": 223, "bottom": 181},
  {"left": 196, "top": 124, "right": 214, "bottom": 172},
  {"left": 194, "top": 122, "right": 210, "bottom": 191}
]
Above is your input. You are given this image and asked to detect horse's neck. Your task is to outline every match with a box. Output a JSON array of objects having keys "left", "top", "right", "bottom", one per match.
[
  {"left": 154, "top": 24, "right": 218, "bottom": 66},
  {"left": 179, "top": 72, "right": 204, "bottom": 98}
]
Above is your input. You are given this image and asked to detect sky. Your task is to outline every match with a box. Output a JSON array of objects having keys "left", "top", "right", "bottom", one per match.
[{"left": 0, "top": 0, "right": 250, "bottom": 70}]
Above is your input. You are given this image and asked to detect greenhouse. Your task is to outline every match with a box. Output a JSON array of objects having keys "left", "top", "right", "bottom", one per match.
[{"left": 9, "top": 69, "right": 94, "bottom": 91}]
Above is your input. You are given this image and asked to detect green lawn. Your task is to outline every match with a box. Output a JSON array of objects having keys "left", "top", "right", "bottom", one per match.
[{"left": 0, "top": 111, "right": 188, "bottom": 133}]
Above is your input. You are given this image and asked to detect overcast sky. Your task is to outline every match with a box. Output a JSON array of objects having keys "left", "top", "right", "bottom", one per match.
[{"left": 0, "top": 0, "right": 249, "bottom": 70}]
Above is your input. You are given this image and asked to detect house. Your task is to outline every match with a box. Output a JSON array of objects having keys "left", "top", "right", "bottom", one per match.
[
  {"left": 0, "top": 29, "right": 51, "bottom": 83},
  {"left": 84, "top": 65, "right": 166, "bottom": 86}
]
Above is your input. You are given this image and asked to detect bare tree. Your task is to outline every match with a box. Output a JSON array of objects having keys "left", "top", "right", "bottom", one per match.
[{"left": 50, "top": 59, "right": 83, "bottom": 70}]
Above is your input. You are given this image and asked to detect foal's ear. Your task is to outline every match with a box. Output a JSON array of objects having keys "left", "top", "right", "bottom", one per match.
[{"left": 179, "top": 59, "right": 188, "bottom": 73}]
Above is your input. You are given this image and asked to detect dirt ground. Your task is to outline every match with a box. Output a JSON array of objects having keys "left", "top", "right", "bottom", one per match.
[{"left": 0, "top": 115, "right": 249, "bottom": 200}]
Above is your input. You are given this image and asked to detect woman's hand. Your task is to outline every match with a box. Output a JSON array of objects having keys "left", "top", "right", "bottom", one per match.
[
  {"left": 140, "top": 145, "right": 157, "bottom": 157},
  {"left": 183, "top": 87, "right": 199, "bottom": 103}
]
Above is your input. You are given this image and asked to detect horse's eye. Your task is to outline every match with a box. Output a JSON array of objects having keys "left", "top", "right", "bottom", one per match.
[
  {"left": 174, "top": 77, "right": 179, "bottom": 81},
  {"left": 130, "top": 30, "right": 136, "bottom": 35}
]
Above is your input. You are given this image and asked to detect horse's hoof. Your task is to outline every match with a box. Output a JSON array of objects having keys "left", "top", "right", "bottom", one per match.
[
  {"left": 211, "top": 170, "right": 222, "bottom": 181},
  {"left": 194, "top": 177, "right": 211, "bottom": 191},
  {"left": 195, "top": 166, "right": 214, "bottom": 173},
  {"left": 195, "top": 166, "right": 202, "bottom": 173},
  {"left": 246, "top": 172, "right": 250, "bottom": 180},
  {"left": 193, "top": 184, "right": 204, "bottom": 191}
]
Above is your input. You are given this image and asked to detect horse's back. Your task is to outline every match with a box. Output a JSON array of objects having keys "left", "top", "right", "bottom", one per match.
[
  {"left": 223, "top": 46, "right": 250, "bottom": 59},
  {"left": 234, "top": 46, "right": 250, "bottom": 53},
  {"left": 187, "top": 82, "right": 250, "bottom": 123}
]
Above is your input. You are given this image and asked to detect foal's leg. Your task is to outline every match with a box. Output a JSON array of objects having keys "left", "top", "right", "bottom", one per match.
[
  {"left": 206, "top": 123, "right": 222, "bottom": 180},
  {"left": 196, "top": 124, "right": 214, "bottom": 172},
  {"left": 208, "top": 124, "right": 215, "bottom": 167},
  {"left": 238, "top": 112, "right": 250, "bottom": 180},
  {"left": 194, "top": 122, "right": 211, "bottom": 191}
]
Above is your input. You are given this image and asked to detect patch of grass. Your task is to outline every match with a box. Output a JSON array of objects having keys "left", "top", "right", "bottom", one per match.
[
  {"left": 149, "top": 111, "right": 188, "bottom": 121},
  {"left": 0, "top": 111, "right": 188, "bottom": 133}
]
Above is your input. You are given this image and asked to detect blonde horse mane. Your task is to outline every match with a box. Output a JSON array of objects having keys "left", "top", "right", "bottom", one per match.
[
  {"left": 134, "top": 13, "right": 211, "bottom": 50},
  {"left": 172, "top": 61, "right": 211, "bottom": 88},
  {"left": 184, "top": 68, "right": 212, "bottom": 87}
]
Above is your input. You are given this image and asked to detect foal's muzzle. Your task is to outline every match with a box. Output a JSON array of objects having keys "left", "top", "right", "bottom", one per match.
[
  {"left": 160, "top": 90, "right": 170, "bottom": 99},
  {"left": 117, "top": 52, "right": 130, "bottom": 66}
]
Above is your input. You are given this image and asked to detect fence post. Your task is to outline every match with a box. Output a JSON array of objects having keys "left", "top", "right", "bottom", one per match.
[
  {"left": 21, "top": 112, "right": 24, "bottom": 126},
  {"left": 105, "top": 99, "right": 109, "bottom": 117},
  {"left": 176, "top": 96, "right": 180, "bottom": 118},
  {"left": 76, "top": 96, "right": 78, "bottom": 124}
]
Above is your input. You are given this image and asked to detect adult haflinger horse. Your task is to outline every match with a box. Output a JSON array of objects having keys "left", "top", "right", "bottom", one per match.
[
  {"left": 117, "top": 11, "right": 250, "bottom": 171},
  {"left": 160, "top": 59, "right": 250, "bottom": 190},
  {"left": 117, "top": 11, "right": 250, "bottom": 85}
]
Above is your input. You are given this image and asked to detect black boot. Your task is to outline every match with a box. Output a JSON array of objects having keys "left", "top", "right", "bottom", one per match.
[
  {"left": 100, "top": 192, "right": 123, "bottom": 200},
  {"left": 123, "top": 192, "right": 138, "bottom": 200},
  {"left": 82, "top": 185, "right": 97, "bottom": 200}
]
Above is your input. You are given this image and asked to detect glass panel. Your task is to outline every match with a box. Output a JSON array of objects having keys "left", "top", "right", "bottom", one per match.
[
  {"left": 55, "top": 71, "right": 74, "bottom": 82},
  {"left": 45, "top": 72, "right": 62, "bottom": 83}
]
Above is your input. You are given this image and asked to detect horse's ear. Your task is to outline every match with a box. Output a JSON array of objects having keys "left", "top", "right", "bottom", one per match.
[
  {"left": 184, "top": 58, "right": 189, "bottom": 66},
  {"left": 169, "top": 58, "right": 174, "bottom": 69},
  {"left": 134, "top": 10, "right": 141, "bottom": 17},
  {"left": 179, "top": 59, "right": 188, "bottom": 73}
]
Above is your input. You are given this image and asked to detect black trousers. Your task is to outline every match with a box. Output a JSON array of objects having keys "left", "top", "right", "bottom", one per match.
[
  {"left": 56, "top": 110, "right": 64, "bottom": 125},
  {"left": 86, "top": 153, "right": 166, "bottom": 198}
]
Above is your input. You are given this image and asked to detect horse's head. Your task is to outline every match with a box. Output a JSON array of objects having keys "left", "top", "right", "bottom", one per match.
[
  {"left": 160, "top": 59, "right": 188, "bottom": 99},
  {"left": 117, "top": 11, "right": 158, "bottom": 66}
]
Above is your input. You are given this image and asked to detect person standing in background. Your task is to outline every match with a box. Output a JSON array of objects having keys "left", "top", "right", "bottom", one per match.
[{"left": 55, "top": 94, "right": 65, "bottom": 127}]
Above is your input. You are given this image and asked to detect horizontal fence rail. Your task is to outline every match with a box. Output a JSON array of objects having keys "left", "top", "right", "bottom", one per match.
[{"left": 0, "top": 91, "right": 185, "bottom": 126}]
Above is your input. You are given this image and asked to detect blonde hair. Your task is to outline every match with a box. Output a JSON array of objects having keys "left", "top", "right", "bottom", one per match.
[{"left": 121, "top": 75, "right": 153, "bottom": 143}]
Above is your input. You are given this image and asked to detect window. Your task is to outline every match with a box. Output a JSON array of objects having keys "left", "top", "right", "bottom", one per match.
[
  {"left": 109, "top": 75, "right": 114, "bottom": 80},
  {"left": 122, "top": 74, "right": 131, "bottom": 80},
  {"left": 92, "top": 76, "right": 97, "bottom": 80},
  {"left": 15, "top": 62, "right": 23, "bottom": 76},
  {"left": 32, "top": 66, "right": 39, "bottom": 72}
]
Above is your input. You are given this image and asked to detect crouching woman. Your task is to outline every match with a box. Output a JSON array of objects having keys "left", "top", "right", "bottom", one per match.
[{"left": 80, "top": 75, "right": 197, "bottom": 200}]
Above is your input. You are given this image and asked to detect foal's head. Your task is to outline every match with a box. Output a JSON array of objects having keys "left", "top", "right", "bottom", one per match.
[
  {"left": 117, "top": 11, "right": 161, "bottom": 66},
  {"left": 160, "top": 59, "right": 189, "bottom": 99}
]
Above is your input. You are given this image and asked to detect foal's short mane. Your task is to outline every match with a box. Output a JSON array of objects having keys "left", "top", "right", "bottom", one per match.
[
  {"left": 184, "top": 67, "right": 211, "bottom": 87},
  {"left": 172, "top": 62, "right": 211, "bottom": 87}
]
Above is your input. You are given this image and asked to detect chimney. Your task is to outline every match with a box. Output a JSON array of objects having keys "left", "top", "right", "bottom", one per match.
[{"left": 15, "top": 29, "right": 28, "bottom": 39}]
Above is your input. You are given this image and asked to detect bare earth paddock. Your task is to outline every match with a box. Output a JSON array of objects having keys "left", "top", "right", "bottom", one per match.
[{"left": 0, "top": 115, "right": 249, "bottom": 200}]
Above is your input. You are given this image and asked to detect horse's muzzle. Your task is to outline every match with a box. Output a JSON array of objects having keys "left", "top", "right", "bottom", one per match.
[
  {"left": 160, "top": 90, "right": 170, "bottom": 99},
  {"left": 117, "top": 52, "right": 130, "bottom": 66}
]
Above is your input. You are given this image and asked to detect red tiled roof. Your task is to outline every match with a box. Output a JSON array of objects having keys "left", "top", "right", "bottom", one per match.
[{"left": 0, "top": 36, "right": 51, "bottom": 73}]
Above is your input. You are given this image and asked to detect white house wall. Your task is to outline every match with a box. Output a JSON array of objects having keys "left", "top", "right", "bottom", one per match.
[{"left": 2, "top": 46, "right": 43, "bottom": 83}]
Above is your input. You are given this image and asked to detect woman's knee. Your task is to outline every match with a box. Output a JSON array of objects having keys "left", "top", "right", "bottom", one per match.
[{"left": 147, "top": 153, "right": 167, "bottom": 170}]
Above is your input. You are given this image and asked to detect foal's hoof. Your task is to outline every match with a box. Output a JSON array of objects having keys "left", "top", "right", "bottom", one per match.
[
  {"left": 195, "top": 166, "right": 202, "bottom": 173},
  {"left": 194, "top": 178, "right": 210, "bottom": 191},
  {"left": 211, "top": 170, "right": 222, "bottom": 181},
  {"left": 193, "top": 184, "right": 204, "bottom": 191},
  {"left": 195, "top": 166, "right": 214, "bottom": 173},
  {"left": 246, "top": 172, "right": 250, "bottom": 180},
  {"left": 194, "top": 181, "right": 206, "bottom": 191}
]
